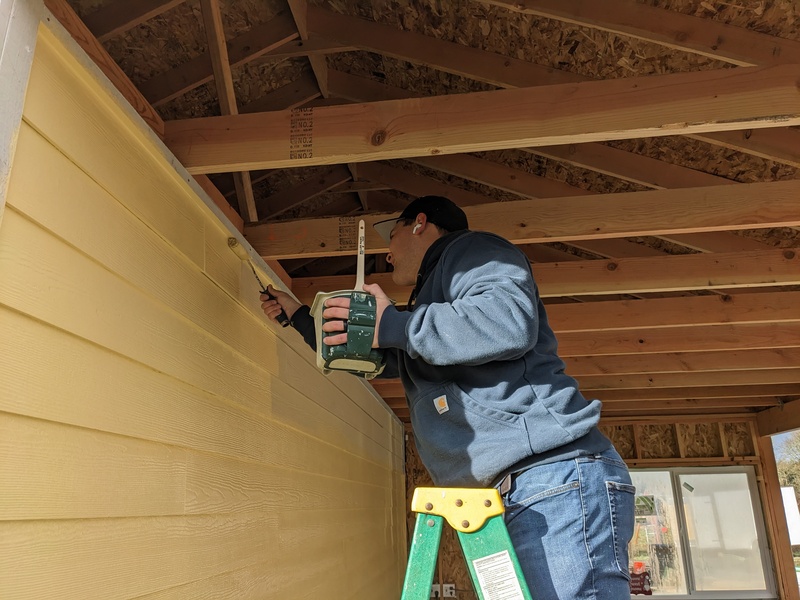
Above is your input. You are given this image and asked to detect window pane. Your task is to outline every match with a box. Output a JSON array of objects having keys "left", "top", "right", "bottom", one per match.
[
  {"left": 679, "top": 473, "right": 767, "bottom": 591},
  {"left": 629, "top": 471, "right": 687, "bottom": 594}
]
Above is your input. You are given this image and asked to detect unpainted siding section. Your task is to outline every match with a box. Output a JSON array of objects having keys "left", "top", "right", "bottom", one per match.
[{"left": 0, "top": 22, "right": 405, "bottom": 599}]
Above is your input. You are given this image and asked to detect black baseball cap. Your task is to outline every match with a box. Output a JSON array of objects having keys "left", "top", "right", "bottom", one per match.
[{"left": 373, "top": 195, "right": 469, "bottom": 242}]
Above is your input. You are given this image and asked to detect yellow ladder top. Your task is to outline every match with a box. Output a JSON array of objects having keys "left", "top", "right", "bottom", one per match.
[{"left": 410, "top": 487, "right": 504, "bottom": 533}]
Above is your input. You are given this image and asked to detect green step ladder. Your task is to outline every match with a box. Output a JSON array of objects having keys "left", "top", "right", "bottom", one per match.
[{"left": 401, "top": 487, "right": 533, "bottom": 600}]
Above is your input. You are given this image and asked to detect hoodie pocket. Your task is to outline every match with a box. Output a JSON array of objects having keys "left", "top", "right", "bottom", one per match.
[{"left": 409, "top": 383, "right": 533, "bottom": 486}]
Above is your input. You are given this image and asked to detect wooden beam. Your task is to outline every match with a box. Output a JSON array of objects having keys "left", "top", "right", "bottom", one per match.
[
  {"left": 529, "top": 142, "right": 731, "bottom": 190},
  {"left": 316, "top": 5, "right": 798, "bottom": 168},
  {"left": 331, "top": 75, "right": 762, "bottom": 256},
  {"left": 546, "top": 291, "right": 800, "bottom": 333},
  {"left": 257, "top": 165, "right": 351, "bottom": 219},
  {"left": 328, "top": 69, "right": 418, "bottom": 103},
  {"left": 44, "top": 0, "right": 165, "bottom": 137},
  {"left": 83, "top": 0, "right": 183, "bottom": 42},
  {"left": 602, "top": 397, "right": 780, "bottom": 410},
  {"left": 240, "top": 73, "right": 320, "bottom": 114},
  {"left": 140, "top": 15, "right": 298, "bottom": 106},
  {"left": 656, "top": 231, "right": 773, "bottom": 253},
  {"left": 532, "top": 250, "right": 800, "bottom": 297},
  {"left": 408, "top": 154, "right": 585, "bottom": 199},
  {"left": 356, "top": 162, "right": 489, "bottom": 207},
  {"left": 251, "top": 38, "right": 355, "bottom": 62},
  {"left": 199, "top": 0, "right": 257, "bottom": 222},
  {"left": 754, "top": 435, "right": 800, "bottom": 600},
  {"left": 567, "top": 348, "right": 800, "bottom": 377},
  {"left": 291, "top": 250, "right": 800, "bottom": 305},
  {"left": 287, "top": 0, "right": 329, "bottom": 98},
  {"left": 595, "top": 385, "right": 800, "bottom": 402},
  {"left": 689, "top": 127, "right": 800, "bottom": 170},
  {"left": 580, "top": 369, "right": 800, "bottom": 391},
  {"left": 327, "top": 74, "right": 777, "bottom": 259},
  {"left": 482, "top": 0, "right": 800, "bottom": 67},
  {"left": 323, "top": 76, "right": 763, "bottom": 262},
  {"left": 245, "top": 180, "right": 800, "bottom": 259},
  {"left": 307, "top": 5, "right": 587, "bottom": 89},
  {"left": 758, "top": 400, "right": 800, "bottom": 437},
  {"left": 557, "top": 323, "right": 800, "bottom": 357},
  {"left": 163, "top": 64, "right": 800, "bottom": 173}
]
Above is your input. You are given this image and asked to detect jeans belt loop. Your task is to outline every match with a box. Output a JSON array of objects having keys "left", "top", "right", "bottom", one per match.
[{"left": 498, "top": 472, "right": 513, "bottom": 495}]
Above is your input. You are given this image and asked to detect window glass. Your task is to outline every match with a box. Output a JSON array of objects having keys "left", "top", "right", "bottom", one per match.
[
  {"left": 678, "top": 473, "right": 767, "bottom": 591},
  {"left": 629, "top": 471, "right": 687, "bottom": 594}
]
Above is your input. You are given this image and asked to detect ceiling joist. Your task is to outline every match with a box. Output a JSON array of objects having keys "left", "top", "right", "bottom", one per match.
[
  {"left": 164, "top": 64, "right": 800, "bottom": 173},
  {"left": 290, "top": 249, "right": 799, "bottom": 305},
  {"left": 246, "top": 179, "right": 800, "bottom": 258}
]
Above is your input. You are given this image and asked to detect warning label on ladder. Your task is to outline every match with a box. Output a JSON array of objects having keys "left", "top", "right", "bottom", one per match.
[{"left": 472, "top": 550, "right": 526, "bottom": 600}]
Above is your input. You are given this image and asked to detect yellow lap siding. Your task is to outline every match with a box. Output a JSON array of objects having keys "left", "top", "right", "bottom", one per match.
[
  {"left": 0, "top": 17, "right": 403, "bottom": 600},
  {"left": 0, "top": 306, "right": 391, "bottom": 483}
]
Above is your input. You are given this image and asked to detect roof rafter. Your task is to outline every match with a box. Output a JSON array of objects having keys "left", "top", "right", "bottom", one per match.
[
  {"left": 83, "top": 0, "right": 184, "bottom": 42},
  {"left": 141, "top": 14, "right": 298, "bottom": 106},
  {"left": 199, "top": 0, "right": 257, "bottom": 222},
  {"left": 307, "top": 5, "right": 586, "bottom": 88},
  {"left": 481, "top": 0, "right": 800, "bottom": 66}
]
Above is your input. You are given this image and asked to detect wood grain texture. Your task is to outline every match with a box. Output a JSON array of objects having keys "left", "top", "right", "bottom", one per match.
[
  {"left": 246, "top": 179, "right": 800, "bottom": 259},
  {"left": 164, "top": 64, "right": 800, "bottom": 173},
  {"left": 0, "top": 22, "right": 404, "bottom": 599}
]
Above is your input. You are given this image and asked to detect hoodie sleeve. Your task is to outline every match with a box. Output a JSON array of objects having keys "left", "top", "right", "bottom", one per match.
[{"left": 378, "top": 233, "right": 541, "bottom": 366}]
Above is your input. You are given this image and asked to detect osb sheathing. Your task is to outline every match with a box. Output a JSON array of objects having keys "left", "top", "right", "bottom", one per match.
[{"left": 599, "top": 420, "right": 758, "bottom": 460}]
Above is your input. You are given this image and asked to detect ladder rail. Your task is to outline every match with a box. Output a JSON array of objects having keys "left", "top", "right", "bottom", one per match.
[{"left": 401, "top": 488, "right": 533, "bottom": 600}]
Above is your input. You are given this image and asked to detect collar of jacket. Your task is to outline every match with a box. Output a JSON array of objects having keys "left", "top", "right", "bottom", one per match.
[{"left": 407, "top": 229, "right": 471, "bottom": 310}]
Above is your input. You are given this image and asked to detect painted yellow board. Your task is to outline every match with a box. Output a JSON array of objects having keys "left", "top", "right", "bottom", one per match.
[
  {"left": 0, "top": 18, "right": 404, "bottom": 600},
  {"left": 0, "top": 306, "right": 391, "bottom": 483},
  {"left": 0, "top": 207, "right": 396, "bottom": 460},
  {"left": 23, "top": 25, "right": 206, "bottom": 268},
  {"left": 0, "top": 413, "right": 187, "bottom": 520},
  {"left": 1, "top": 508, "right": 393, "bottom": 599},
  {"left": 7, "top": 123, "right": 396, "bottom": 446}
]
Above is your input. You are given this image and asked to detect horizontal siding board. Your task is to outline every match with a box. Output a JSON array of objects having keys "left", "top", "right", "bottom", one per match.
[
  {"left": 22, "top": 26, "right": 206, "bottom": 267},
  {"left": 6, "top": 125, "right": 395, "bottom": 450},
  {"left": 0, "top": 509, "right": 391, "bottom": 600},
  {"left": 0, "top": 207, "right": 278, "bottom": 418},
  {"left": 184, "top": 452, "right": 391, "bottom": 515},
  {"left": 0, "top": 21, "right": 404, "bottom": 599},
  {"left": 0, "top": 413, "right": 187, "bottom": 520},
  {"left": 0, "top": 306, "right": 392, "bottom": 483},
  {"left": 132, "top": 509, "right": 396, "bottom": 599}
]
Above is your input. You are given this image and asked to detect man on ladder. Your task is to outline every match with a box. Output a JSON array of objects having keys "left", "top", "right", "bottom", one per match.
[{"left": 262, "top": 196, "right": 636, "bottom": 599}]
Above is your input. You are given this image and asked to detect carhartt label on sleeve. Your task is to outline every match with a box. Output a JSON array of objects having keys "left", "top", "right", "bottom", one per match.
[
  {"left": 434, "top": 395, "right": 449, "bottom": 414},
  {"left": 472, "top": 550, "right": 525, "bottom": 600}
]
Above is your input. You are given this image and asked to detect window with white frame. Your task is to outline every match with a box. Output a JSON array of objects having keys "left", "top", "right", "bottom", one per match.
[{"left": 629, "top": 467, "right": 775, "bottom": 598}]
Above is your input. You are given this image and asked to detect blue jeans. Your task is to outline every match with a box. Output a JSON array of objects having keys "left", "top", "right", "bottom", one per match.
[{"left": 502, "top": 447, "right": 635, "bottom": 599}]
